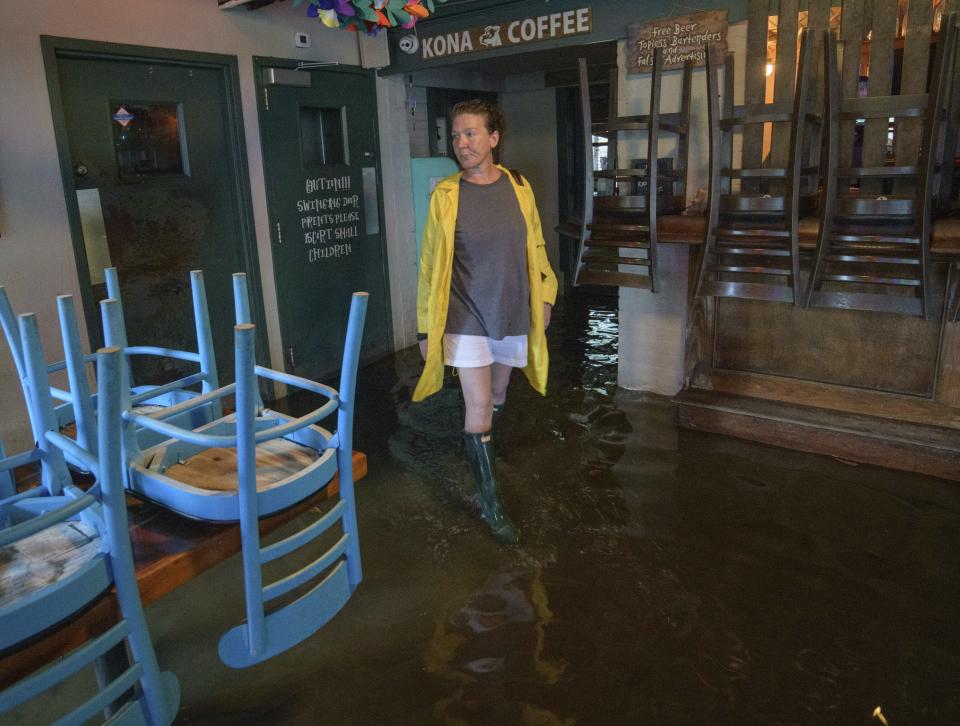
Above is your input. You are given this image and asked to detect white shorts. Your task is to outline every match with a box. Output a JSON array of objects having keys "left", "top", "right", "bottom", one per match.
[{"left": 443, "top": 333, "right": 528, "bottom": 368}]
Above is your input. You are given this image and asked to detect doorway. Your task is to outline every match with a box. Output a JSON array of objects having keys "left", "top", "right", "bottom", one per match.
[
  {"left": 254, "top": 59, "right": 392, "bottom": 381},
  {"left": 43, "top": 37, "right": 264, "bottom": 384}
]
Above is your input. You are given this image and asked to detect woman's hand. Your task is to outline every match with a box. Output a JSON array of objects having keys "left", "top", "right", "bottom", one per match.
[
  {"left": 543, "top": 302, "right": 553, "bottom": 329},
  {"left": 419, "top": 337, "right": 428, "bottom": 360}
]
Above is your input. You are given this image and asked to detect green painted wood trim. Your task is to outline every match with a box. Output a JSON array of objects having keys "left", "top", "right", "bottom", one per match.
[{"left": 250, "top": 56, "right": 395, "bottom": 361}]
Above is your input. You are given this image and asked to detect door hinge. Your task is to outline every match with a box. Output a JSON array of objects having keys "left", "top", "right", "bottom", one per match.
[
  {"left": 287, "top": 346, "right": 296, "bottom": 368},
  {"left": 275, "top": 221, "right": 283, "bottom": 245},
  {"left": 263, "top": 87, "right": 270, "bottom": 111}
]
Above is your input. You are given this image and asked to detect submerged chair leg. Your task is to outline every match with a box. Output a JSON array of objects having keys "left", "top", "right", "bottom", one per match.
[{"left": 463, "top": 431, "right": 519, "bottom": 545}]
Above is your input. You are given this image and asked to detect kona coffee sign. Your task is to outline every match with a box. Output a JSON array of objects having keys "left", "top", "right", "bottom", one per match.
[{"left": 414, "top": 7, "right": 592, "bottom": 60}]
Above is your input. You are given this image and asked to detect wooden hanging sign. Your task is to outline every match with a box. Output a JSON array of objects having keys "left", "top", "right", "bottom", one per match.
[{"left": 627, "top": 10, "right": 728, "bottom": 74}]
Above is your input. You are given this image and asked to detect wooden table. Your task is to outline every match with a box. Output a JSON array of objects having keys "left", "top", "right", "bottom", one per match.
[{"left": 0, "top": 450, "right": 367, "bottom": 688}]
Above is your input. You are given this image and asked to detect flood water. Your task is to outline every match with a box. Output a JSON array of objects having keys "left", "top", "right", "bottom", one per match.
[{"left": 22, "top": 290, "right": 959, "bottom": 724}]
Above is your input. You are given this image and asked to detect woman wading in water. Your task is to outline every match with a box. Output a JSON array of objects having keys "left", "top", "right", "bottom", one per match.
[{"left": 414, "top": 99, "right": 557, "bottom": 544}]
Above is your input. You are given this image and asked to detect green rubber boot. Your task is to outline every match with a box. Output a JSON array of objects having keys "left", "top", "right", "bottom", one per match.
[
  {"left": 463, "top": 431, "right": 519, "bottom": 545},
  {"left": 491, "top": 403, "right": 505, "bottom": 458}
]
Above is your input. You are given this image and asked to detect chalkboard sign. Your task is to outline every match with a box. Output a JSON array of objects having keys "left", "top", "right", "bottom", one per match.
[
  {"left": 297, "top": 174, "right": 360, "bottom": 263},
  {"left": 627, "top": 10, "right": 728, "bottom": 74}
]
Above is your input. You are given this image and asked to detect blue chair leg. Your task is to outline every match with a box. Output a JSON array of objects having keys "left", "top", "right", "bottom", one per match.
[
  {"left": 97, "top": 347, "right": 180, "bottom": 725},
  {"left": 18, "top": 314, "right": 72, "bottom": 496},
  {"left": 232, "top": 273, "right": 264, "bottom": 412},
  {"left": 57, "top": 295, "right": 97, "bottom": 456},
  {"left": 337, "top": 292, "right": 368, "bottom": 587},
  {"left": 190, "top": 270, "right": 222, "bottom": 420}
]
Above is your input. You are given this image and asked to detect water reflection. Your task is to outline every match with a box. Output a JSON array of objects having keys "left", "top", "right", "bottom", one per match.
[{"left": 152, "top": 289, "right": 960, "bottom": 726}]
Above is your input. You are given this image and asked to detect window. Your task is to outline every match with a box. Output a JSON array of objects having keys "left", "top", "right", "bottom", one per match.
[
  {"left": 300, "top": 106, "right": 347, "bottom": 166},
  {"left": 112, "top": 102, "right": 187, "bottom": 180}
]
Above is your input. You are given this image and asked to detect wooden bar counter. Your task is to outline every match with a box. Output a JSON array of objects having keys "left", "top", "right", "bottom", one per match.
[{"left": 560, "top": 215, "right": 960, "bottom": 481}]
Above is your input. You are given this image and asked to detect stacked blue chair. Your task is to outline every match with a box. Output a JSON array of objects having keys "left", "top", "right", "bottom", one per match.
[
  {"left": 1, "top": 288, "right": 94, "bottom": 482},
  {"left": 105, "top": 289, "right": 368, "bottom": 667},
  {"left": 99, "top": 267, "right": 222, "bottom": 445},
  {"left": 0, "top": 318, "right": 178, "bottom": 724},
  {"left": 0, "top": 271, "right": 220, "bottom": 468}
]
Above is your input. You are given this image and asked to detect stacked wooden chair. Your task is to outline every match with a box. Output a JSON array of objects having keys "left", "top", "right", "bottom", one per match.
[
  {"left": 805, "top": 11, "right": 958, "bottom": 319},
  {"left": 694, "top": 26, "right": 821, "bottom": 305},
  {"left": 573, "top": 49, "right": 692, "bottom": 292},
  {"left": 1, "top": 324, "right": 178, "bottom": 724},
  {"left": 102, "top": 274, "right": 369, "bottom": 667}
]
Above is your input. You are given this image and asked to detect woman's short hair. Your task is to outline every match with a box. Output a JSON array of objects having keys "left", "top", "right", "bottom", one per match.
[{"left": 450, "top": 99, "right": 506, "bottom": 136}]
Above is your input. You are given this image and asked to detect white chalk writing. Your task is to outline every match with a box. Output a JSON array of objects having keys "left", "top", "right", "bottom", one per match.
[{"left": 297, "top": 175, "right": 359, "bottom": 262}]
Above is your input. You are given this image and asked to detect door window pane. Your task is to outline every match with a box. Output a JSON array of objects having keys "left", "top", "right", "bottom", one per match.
[
  {"left": 111, "top": 102, "right": 187, "bottom": 180},
  {"left": 300, "top": 106, "right": 346, "bottom": 166}
]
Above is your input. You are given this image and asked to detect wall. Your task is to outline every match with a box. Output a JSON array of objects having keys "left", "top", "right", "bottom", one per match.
[
  {"left": 0, "top": 0, "right": 380, "bottom": 451},
  {"left": 616, "top": 23, "right": 746, "bottom": 394},
  {"left": 377, "top": 74, "right": 419, "bottom": 350},
  {"left": 499, "top": 77, "right": 561, "bottom": 277}
]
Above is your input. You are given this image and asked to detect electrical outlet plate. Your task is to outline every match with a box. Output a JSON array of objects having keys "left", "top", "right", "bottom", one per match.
[{"left": 294, "top": 32, "right": 310, "bottom": 48}]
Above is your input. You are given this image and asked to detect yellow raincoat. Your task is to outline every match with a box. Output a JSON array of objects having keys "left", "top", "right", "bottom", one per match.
[{"left": 414, "top": 165, "right": 558, "bottom": 402}]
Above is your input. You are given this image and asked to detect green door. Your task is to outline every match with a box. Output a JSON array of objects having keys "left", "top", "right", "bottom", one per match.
[
  {"left": 257, "top": 62, "right": 391, "bottom": 380},
  {"left": 51, "top": 45, "right": 261, "bottom": 384}
]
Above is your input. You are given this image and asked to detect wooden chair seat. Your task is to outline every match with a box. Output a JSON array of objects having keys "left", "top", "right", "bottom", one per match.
[
  {"left": 835, "top": 195, "right": 915, "bottom": 219},
  {"left": 719, "top": 193, "right": 817, "bottom": 217},
  {"left": 0, "top": 521, "right": 102, "bottom": 610},
  {"left": 162, "top": 434, "right": 322, "bottom": 494},
  {"left": 128, "top": 414, "right": 336, "bottom": 522},
  {"left": 594, "top": 194, "right": 685, "bottom": 214}
]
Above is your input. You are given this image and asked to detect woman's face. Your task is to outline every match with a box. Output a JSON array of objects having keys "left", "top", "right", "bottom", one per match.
[{"left": 451, "top": 113, "right": 499, "bottom": 173}]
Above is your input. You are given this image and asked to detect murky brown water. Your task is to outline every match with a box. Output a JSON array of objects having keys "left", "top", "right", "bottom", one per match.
[{"left": 15, "top": 290, "right": 960, "bottom": 725}]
